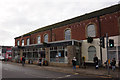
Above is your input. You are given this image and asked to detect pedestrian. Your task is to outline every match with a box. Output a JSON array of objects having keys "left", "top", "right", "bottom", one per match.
[
  {"left": 72, "top": 57, "right": 77, "bottom": 71},
  {"left": 93, "top": 54, "right": 99, "bottom": 69},
  {"left": 104, "top": 60, "right": 107, "bottom": 69},
  {"left": 82, "top": 56, "right": 86, "bottom": 68},
  {"left": 22, "top": 56, "right": 25, "bottom": 66},
  {"left": 38, "top": 57, "right": 42, "bottom": 66},
  {"left": 111, "top": 58, "right": 116, "bottom": 71}
]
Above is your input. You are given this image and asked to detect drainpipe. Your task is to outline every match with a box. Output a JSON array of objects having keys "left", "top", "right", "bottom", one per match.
[
  {"left": 50, "top": 28, "right": 52, "bottom": 42},
  {"left": 97, "top": 16, "right": 103, "bottom": 66}
]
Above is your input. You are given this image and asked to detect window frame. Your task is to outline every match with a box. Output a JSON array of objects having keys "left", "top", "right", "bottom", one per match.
[
  {"left": 86, "top": 23, "right": 96, "bottom": 38},
  {"left": 44, "top": 34, "right": 48, "bottom": 43},
  {"left": 64, "top": 28, "right": 71, "bottom": 40},
  {"left": 27, "top": 38, "right": 30, "bottom": 45},
  {"left": 88, "top": 46, "right": 96, "bottom": 61},
  {"left": 37, "top": 36, "right": 41, "bottom": 44},
  {"left": 17, "top": 40, "right": 20, "bottom": 46},
  {"left": 21, "top": 39, "right": 24, "bottom": 46}
]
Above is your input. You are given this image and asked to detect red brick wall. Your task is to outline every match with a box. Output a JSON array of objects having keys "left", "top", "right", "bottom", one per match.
[
  {"left": 30, "top": 30, "right": 51, "bottom": 44},
  {"left": 15, "top": 36, "right": 30, "bottom": 46},
  {"left": 15, "top": 11, "right": 120, "bottom": 46},
  {"left": 100, "top": 12, "right": 119, "bottom": 37}
]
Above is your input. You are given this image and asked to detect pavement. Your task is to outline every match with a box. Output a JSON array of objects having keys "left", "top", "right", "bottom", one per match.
[{"left": 2, "top": 61, "right": 120, "bottom": 78}]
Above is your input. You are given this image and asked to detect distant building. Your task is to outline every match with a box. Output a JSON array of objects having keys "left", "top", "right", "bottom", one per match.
[
  {"left": 0, "top": 46, "right": 12, "bottom": 61},
  {"left": 12, "top": 4, "right": 120, "bottom": 67}
]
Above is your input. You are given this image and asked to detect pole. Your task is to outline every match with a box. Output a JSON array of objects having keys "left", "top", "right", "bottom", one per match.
[
  {"left": 106, "top": 33, "right": 110, "bottom": 75},
  {"left": 97, "top": 16, "right": 103, "bottom": 65}
]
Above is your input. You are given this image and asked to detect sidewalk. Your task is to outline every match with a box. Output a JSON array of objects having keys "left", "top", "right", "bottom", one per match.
[
  {"left": 3, "top": 61, "right": 120, "bottom": 78},
  {"left": 42, "top": 66, "right": 120, "bottom": 78}
]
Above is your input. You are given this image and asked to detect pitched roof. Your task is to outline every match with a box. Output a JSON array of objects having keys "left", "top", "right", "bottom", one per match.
[{"left": 15, "top": 4, "right": 120, "bottom": 39}]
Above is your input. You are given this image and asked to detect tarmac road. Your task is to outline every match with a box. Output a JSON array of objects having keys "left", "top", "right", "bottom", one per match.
[{"left": 1, "top": 62, "right": 116, "bottom": 80}]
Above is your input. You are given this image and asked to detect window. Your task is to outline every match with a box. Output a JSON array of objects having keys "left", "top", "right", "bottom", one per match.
[
  {"left": 37, "top": 36, "right": 41, "bottom": 44},
  {"left": 87, "top": 24, "right": 96, "bottom": 37},
  {"left": 88, "top": 46, "right": 96, "bottom": 61},
  {"left": 50, "top": 46, "right": 67, "bottom": 63},
  {"left": 65, "top": 29, "right": 71, "bottom": 40},
  {"left": 27, "top": 38, "right": 30, "bottom": 45},
  {"left": 17, "top": 40, "right": 20, "bottom": 46},
  {"left": 22, "top": 39, "right": 24, "bottom": 46},
  {"left": 44, "top": 34, "right": 48, "bottom": 42}
]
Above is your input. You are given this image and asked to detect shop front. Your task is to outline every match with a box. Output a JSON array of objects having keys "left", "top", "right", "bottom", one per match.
[{"left": 12, "top": 40, "right": 81, "bottom": 67}]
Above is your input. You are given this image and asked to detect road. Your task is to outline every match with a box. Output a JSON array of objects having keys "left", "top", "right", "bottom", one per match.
[{"left": 1, "top": 61, "right": 111, "bottom": 80}]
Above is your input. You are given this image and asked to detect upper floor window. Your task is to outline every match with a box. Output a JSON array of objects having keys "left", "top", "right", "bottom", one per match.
[
  {"left": 44, "top": 34, "right": 48, "bottom": 43},
  {"left": 37, "top": 36, "right": 41, "bottom": 44},
  {"left": 87, "top": 24, "right": 96, "bottom": 37},
  {"left": 17, "top": 40, "right": 20, "bottom": 46},
  {"left": 22, "top": 39, "right": 24, "bottom": 46},
  {"left": 27, "top": 38, "right": 30, "bottom": 45},
  {"left": 65, "top": 29, "right": 71, "bottom": 40}
]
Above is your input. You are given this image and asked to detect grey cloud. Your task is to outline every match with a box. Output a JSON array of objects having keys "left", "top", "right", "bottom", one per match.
[{"left": 0, "top": 0, "right": 119, "bottom": 46}]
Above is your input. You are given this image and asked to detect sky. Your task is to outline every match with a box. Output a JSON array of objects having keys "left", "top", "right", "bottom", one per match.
[{"left": 0, "top": 0, "right": 120, "bottom": 46}]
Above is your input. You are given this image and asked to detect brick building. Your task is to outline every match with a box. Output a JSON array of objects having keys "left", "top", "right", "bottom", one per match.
[{"left": 12, "top": 4, "right": 120, "bottom": 67}]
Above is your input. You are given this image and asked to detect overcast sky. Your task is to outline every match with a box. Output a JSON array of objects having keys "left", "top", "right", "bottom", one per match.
[{"left": 0, "top": 0, "right": 119, "bottom": 46}]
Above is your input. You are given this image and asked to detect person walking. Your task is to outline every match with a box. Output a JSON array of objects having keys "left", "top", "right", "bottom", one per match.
[
  {"left": 111, "top": 58, "right": 116, "bottom": 71},
  {"left": 93, "top": 54, "right": 99, "bottom": 69},
  {"left": 22, "top": 56, "right": 25, "bottom": 66},
  {"left": 38, "top": 57, "right": 42, "bottom": 66},
  {"left": 82, "top": 56, "right": 86, "bottom": 68},
  {"left": 72, "top": 57, "right": 77, "bottom": 71}
]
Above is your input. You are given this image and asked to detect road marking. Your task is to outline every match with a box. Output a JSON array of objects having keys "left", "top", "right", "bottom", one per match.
[
  {"left": 24, "top": 72, "right": 40, "bottom": 78},
  {"left": 74, "top": 73, "right": 79, "bottom": 75},
  {"left": 97, "top": 75, "right": 112, "bottom": 78},
  {"left": 58, "top": 76, "right": 63, "bottom": 78},
  {"left": 65, "top": 75, "right": 71, "bottom": 77}
]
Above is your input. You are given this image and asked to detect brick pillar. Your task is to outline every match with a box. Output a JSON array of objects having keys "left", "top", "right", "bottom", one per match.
[
  {"left": 20, "top": 49, "right": 23, "bottom": 59},
  {"left": 67, "top": 45, "right": 76, "bottom": 65},
  {"left": 45, "top": 47, "right": 50, "bottom": 63}
]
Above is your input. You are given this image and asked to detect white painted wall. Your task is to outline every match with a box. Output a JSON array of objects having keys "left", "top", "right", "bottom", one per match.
[
  {"left": 81, "top": 35, "right": 120, "bottom": 66},
  {"left": 81, "top": 38, "right": 100, "bottom": 63}
]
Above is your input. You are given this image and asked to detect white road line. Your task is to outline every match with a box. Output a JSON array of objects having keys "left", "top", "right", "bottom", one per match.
[
  {"left": 65, "top": 75, "right": 71, "bottom": 77},
  {"left": 58, "top": 76, "right": 64, "bottom": 78},
  {"left": 74, "top": 73, "right": 79, "bottom": 75}
]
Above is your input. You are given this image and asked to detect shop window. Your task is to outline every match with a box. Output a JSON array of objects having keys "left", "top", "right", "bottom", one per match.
[
  {"left": 37, "top": 36, "right": 41, "bottom": 44},
  {"left": 50, "top": 46, "right": 66, "bottom": 63},
  {"left": 87, "top": 24, "right": 96, "bottom": 37},
  {"left": 50, "top": 51, "right": 57, "bottom": 58},
  {"left": 65, "top": 29, "right": 71, "bottom": 40},
  {"left": 109, "top": 51, "right": 116, "bottom": 60},
  {"left": 33, "top": 52, "right": 38, "bottom": 58},
  {"left": 27, "top": 38, "right": 30, "bottom": 45},
  {"left": 44, "top": 34, "right": 48, "bottom": 42},
  {"left": 27, "top": 52, "right": 32, "bottom": 58},
  {"left": 88, "top": 46, "right": 96, "bottom": 61}
]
